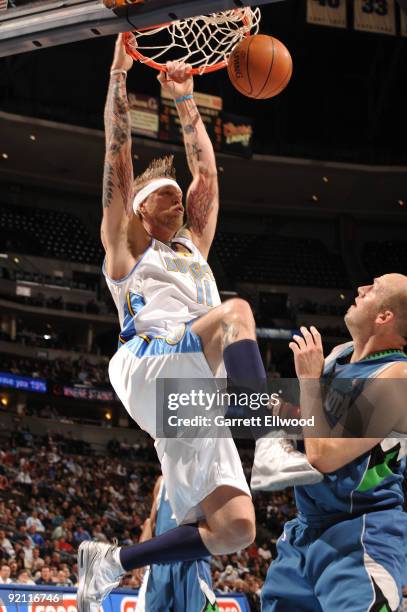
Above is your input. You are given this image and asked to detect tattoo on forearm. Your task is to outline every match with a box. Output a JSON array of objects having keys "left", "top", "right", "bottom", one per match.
[
  {"left": 185, "top": 142, "right": 203, "bottom": 169},
  {"left": 106, "top": 78, "right": 130, "bottom": 154},
  {"left": 192, "top": 143, "right": 202, "bottom": 159},
  {"left": 109, "top": 95, "right": 129, "bottom": 155},
  {"left": 184, "top": 124, "right": 196, "bottom": 135},
  {"left": 178, "top": 104, "right": 202, "bottom": 173},
  {"left": 221, "top": 321, "right": 240, "bottom": 348},
  {"left": 183, "top": 112, "right": 199, "bottom": 135},
  {"left": 102, "top": 74, "right": 132, "bottom": 212}
]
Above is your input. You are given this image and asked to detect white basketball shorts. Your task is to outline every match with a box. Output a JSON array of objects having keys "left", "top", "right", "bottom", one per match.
[{"left": 108, "top": 321, "right": 251, "bottom": 524}]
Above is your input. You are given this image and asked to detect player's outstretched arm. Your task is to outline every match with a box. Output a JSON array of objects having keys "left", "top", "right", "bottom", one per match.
[
  {"left": 101, "top": 34, "right": 136, "bottom": 279},
  {"left": 158, "top": 62, "right": 219, "bottom": 260}
]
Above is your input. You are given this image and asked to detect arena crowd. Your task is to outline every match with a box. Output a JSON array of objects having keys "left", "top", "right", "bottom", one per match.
[{"left": 0, "top": 426, "right": 297, "bottom": 610}]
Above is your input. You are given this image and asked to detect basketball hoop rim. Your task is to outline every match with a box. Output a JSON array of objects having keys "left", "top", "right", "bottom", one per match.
[{"left": 122, "top": 9, "right": 253, "bottom": 74}]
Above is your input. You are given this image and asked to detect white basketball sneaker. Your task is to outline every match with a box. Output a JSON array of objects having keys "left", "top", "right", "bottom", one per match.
[
  {"left": 251, "top": 435, "right": 323, "bottom": 491},
  {"left": 77, "top": 541, "right": 125, "bottom": 612}
]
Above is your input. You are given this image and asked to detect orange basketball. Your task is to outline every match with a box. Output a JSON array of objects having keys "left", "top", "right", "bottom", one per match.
[{"left": 227, "top": 34, "right": 293, "bottom": 99}]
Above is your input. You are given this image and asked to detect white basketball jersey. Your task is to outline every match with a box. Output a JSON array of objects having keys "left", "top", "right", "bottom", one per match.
[{"left": 103, "top": 237, "right": 221, "bottom": 340}]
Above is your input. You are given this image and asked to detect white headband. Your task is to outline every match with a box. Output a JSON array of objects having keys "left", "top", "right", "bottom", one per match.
[{"left": 133, "top": 178, "right": 182, "bottom": 214}]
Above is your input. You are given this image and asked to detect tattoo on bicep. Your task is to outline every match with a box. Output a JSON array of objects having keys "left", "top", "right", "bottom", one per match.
[
  {"left": 187, "top": 175, "right": 214, "bottom": 236},
  {"left": 116, "top": 156, "right": 133, "bottom": 215},
  {"left": 103, "top": 162, "right": 115, "bottom": 209},
  {"left": 221, "top": 321, "right": 240, "bottom": 348}
]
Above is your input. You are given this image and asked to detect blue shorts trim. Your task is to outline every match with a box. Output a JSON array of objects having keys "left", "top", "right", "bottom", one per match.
[{"left": 123, "top": 322, "right": 203, "bottom": 359}]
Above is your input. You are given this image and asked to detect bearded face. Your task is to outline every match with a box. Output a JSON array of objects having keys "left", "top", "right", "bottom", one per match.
[{"left": 138, "top": 184, "right": 184, "bottom": 242}]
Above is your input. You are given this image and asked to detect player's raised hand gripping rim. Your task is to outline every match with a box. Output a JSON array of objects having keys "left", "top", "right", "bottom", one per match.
[
  {"left": 157, "top": 61, "right": 193, "bottom": 100},
  {"left": 289, "top": 326, "right": 324, "bottom": 379},
  {"left": 111, "top": 33, "right": 135, "bottom": 73}
]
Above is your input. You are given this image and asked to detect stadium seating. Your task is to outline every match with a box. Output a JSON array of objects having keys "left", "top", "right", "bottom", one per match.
[
  {"left": 0, "top": 203, "right": 104, "bottom": 265},
  {"left": 214, "top": 232, "right": 349, "bottom": 288},
  {"left": 363, "top": 241, "right": 407, "bottom": 277}
]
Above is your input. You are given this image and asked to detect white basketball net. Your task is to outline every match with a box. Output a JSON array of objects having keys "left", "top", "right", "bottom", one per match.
[{"left": 131, "top": 7, "right": 261, "bottom": 74}]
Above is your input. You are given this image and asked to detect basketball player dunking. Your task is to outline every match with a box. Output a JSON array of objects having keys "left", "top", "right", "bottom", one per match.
[
  {"left": 76, "top": 33, "right": 262, "bottom": 611},
  {"left": 262, "top": 273, "right": 407, "bottom": 611}
]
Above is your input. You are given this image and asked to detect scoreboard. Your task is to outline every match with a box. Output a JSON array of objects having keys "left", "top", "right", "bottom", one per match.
[
  {"left": 129, "top": 88, "right": 253, "bottom": 157},
  {"left": 159, "top": 89, "right": 223, "bottom": 152}
]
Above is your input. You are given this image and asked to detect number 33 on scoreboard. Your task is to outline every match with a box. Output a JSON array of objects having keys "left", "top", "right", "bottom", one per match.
[{"left": 354, "top": 0, "right": 395, "bottom": 34}]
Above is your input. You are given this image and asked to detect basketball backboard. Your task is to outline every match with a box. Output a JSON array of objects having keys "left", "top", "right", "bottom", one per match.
[{"left": 0, "top": 0, "right": 283, "bottom": 58}]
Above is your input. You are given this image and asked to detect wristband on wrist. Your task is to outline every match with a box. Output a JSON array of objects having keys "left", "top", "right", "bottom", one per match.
[
  {"left": 175, "top": 94, "right": 193, "bottom": 104},
  {"left": 110, "top": 69, "right": 127, "bottom": 77}
]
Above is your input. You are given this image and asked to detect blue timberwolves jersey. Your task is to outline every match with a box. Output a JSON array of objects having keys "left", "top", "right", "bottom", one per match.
[
  {"left": 155, "top": 481, "right": 177, "bottom": 536},
  {"left": 155, "top": 481, "right": 211, "bottom": 563},
  {"left": 295, "top": 342, "right": 407, "bottom": 522}
]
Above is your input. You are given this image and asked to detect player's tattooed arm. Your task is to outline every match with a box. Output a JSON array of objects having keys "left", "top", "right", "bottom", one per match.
[
  {"left": 178, "top": 106, "right": 202, "bottom": 174},
  {"left": 176, "top": 98, "right": 215, "bottom": 179},
  {"left": 178, "top": 98, "right": 219, "bottom": 258},
  {"left": 103, "top": 73, "right": 133, "bottom": 216},
  {"left": 101, "top": 35, "right": 142, "bottom": 280},
  {"left": 158, "top": 61, "right": 219, "bottom": 257},
  {"left": 186, "top": 170, "right": 216, "bottom": 236}
]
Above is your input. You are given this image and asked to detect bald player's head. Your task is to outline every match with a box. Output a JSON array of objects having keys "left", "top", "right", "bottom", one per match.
[
  {"left": 380, "top": 273, "right": 407, "bottom": 340},
  {"left": 345, "top": 273, "right": 407, "bottom": 344}
]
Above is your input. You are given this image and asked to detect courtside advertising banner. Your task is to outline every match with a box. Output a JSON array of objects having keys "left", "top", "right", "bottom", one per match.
[{"left": 0, "top": 586, "right": 250, "bottom": 612}]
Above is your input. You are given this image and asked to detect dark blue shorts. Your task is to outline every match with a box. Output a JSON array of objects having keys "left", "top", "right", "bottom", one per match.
[
  {"left": 262, "top": 510, "right": 407, "bottom": 612},
  {"left": 138, "top": 559, "right": 217, "bottom": 612}
]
